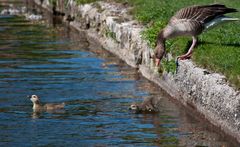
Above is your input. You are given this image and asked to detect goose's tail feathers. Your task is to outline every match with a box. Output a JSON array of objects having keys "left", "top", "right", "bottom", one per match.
[{"left": 204, "top": 16, "right": 239, "bottom": 30}]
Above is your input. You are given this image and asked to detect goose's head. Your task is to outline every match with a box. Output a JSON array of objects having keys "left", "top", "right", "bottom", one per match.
[
  {"left": 130, "top": 104, "right": 139, "bottom": 110},
  {"left": 129, "top": 103, "right": 142, "bottom": 113},
  {"left": 28, "top": 95, "right": 40, "bottom": 103}
]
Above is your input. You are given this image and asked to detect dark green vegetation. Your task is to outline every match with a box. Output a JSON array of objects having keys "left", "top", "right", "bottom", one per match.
[
  {"left": 75, "top": 0, "right": 98, "bottom": 4},
  {"left": 115, "top": 0, "right": 240, "bottom": 88}
]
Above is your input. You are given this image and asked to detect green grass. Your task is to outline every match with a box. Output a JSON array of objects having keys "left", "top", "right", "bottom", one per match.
[{"left": 113, "top": 0, "right": 240, "bottom": 89}]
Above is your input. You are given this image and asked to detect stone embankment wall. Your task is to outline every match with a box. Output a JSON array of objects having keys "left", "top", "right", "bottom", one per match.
[{"left": 33, "top": 0, "right": 240, "bottom": 142}]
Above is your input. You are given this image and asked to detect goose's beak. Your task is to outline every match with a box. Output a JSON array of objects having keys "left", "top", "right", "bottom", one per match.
[
  {"left": 27, "top": 95, "right": 31, "bottom": 99},
  {"left": 155, "top": 58, "right": 160, "bottom": 66}
]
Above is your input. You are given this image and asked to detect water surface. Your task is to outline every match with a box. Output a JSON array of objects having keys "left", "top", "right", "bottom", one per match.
[{"left": 0, "top": 1, "right": 239, "bottom": 147}]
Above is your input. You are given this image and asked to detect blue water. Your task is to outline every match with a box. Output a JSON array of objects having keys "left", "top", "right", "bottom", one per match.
[{"left": 0, "top": 2, "right": 239, "bottom": 147}]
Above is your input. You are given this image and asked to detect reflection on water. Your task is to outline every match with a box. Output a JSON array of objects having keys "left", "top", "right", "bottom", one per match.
[{"left": 0, "top": 1, "right": 239, "bottom": 147}]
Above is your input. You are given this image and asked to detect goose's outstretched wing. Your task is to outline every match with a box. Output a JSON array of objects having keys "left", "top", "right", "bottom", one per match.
[{"left": 172, "top": 4, "right": 237, "bottom": 24}]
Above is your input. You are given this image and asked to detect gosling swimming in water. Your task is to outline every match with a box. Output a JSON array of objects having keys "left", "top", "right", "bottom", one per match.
[
  {"left": 28, "top": 95, "right": 65, "bottom": 112},
  {"left": 129, "top": 97, "right": 160, "bottom": 114}
]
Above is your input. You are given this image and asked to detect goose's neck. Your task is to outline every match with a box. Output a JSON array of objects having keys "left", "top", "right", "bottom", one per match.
[
  {"left": 32, "top": 100, "right": 42, "bottom": 110},
  {"left": 156, "top": 30, "right": 166, "bottom": 45},
  {"left": 154, "top": 30, "right": 166, "bottom": 60}
]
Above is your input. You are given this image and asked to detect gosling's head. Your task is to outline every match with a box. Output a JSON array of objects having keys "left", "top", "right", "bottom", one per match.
[
  {"left": 28, "top": 95, "right": 40, "bottom": 103},
  {"left": 130, "top": 104, "right": 139, "bottom": 110},
  {"left": 129, "top": 103, "right": 142, "bottom": 113}
]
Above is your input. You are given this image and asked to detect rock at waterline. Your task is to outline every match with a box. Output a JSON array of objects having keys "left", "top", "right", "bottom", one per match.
[
  {"left": 25, "top": 14, "right": 42, "bottom": 21},
  {"left": 0, "top": 6, "right": 42, "bottom": 21}
]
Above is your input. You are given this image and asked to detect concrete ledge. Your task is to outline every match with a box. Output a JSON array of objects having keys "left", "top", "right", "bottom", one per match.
[{"left": 33, "top": 0, "right": 240, "bottom": 142}]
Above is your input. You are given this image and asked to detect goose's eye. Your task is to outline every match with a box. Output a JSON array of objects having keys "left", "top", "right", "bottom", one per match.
[{"left": 130, "top": 105, "right": 137, "bottom": 109}]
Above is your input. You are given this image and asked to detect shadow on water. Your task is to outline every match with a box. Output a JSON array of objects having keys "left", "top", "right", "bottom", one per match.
[{"left": 0, "top": 0, "right": 239, "bottom": 147}]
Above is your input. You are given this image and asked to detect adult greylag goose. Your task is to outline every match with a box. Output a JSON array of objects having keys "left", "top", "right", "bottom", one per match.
[
  {"left": 155, "top": 4, "right": 239, "bottom": 66},
  {"left": 28, "top": 95, "right": 65, "bottom": 112}
]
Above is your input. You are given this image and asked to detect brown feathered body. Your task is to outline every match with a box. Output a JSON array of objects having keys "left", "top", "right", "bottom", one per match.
[
  {"left": 130, "top": 97, "right": 160, "bottom": 113},
  {"left": 29, "top": 95, "right": 65, "bottom": 112},
  {"left": 155, "top": 4, "right": 238, "bottom": 64}
]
